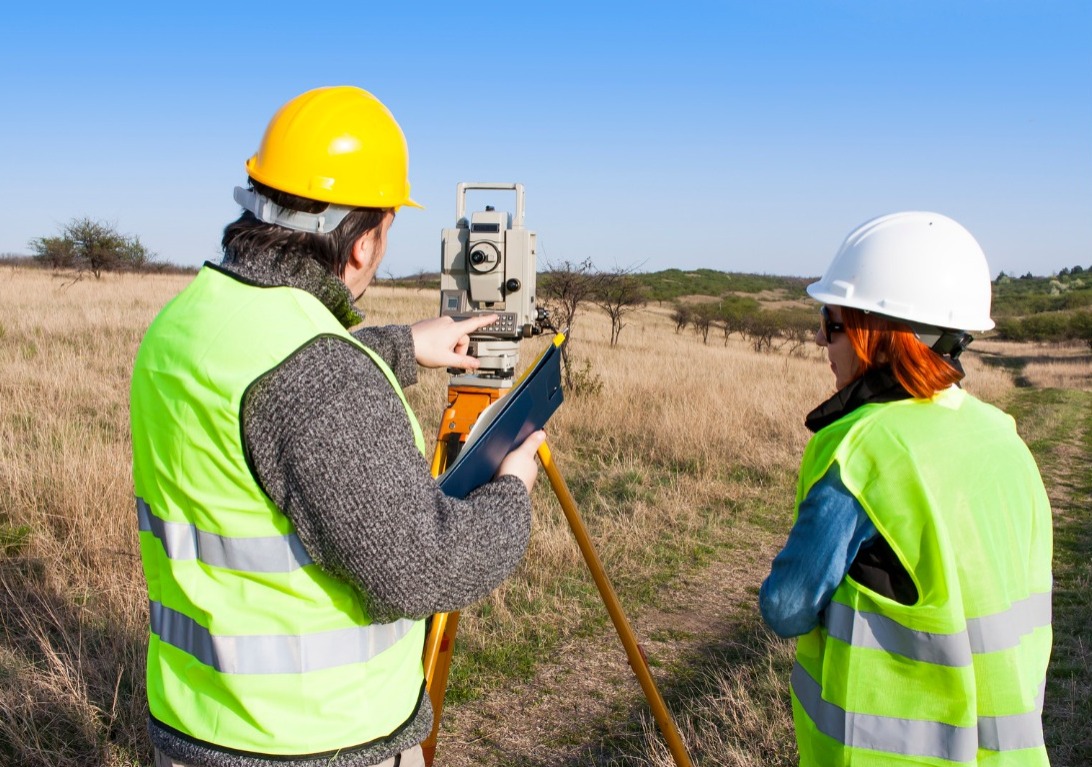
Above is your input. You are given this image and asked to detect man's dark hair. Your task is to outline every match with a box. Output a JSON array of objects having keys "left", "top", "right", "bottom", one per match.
[{"left": 222, "top": 179, "right": 388, "bottom": 277}]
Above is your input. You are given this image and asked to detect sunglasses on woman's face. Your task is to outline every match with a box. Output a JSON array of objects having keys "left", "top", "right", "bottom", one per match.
[{"left": 820, "top": 306, "right": 844, "bottom": 344}]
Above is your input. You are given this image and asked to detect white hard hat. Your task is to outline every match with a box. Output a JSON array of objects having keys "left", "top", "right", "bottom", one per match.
[{"left": 807, "top": 211, "right": 995, "bottom": 332}]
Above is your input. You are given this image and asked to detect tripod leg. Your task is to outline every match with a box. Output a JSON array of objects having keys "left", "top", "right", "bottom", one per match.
[
  {"left": 424, "top": 434, "right": 452, "bottom": 698},
  {"left": 421, "top": 611, "right": 460, "bottom": 766},
  {"left": 422, "top": 386, "right": 502, "bottom": 765},
  {"left": 422, "top": 434, "right": 452, "bottom": 766},
  {"left": 537, "top": 441, "right": 693, "bottom": 767}
]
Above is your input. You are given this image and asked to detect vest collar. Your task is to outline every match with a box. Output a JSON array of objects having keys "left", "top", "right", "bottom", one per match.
[
  {"left": 211, "top": 251, "right": 363, "bottom": 328},
  {"left": 804, "top": 367, "right": 912, "bottom": 433}
]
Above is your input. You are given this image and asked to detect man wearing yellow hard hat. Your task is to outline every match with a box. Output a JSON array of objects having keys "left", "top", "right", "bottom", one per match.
[{"left": 131, "top": 86, "right": 544, "bottom": 767}]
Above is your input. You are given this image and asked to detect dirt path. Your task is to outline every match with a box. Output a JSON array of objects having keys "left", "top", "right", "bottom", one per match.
[
  {"left": 434, "top": 526, "right": 783, "bottom": 767},
  {"left": 1029, "top": 389, "right": 1092, "bottom": 767}
]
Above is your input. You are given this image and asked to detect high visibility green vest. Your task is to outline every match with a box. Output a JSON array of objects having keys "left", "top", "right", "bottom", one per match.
[
  {"left": 131, "top": 266, "right": 428, "bottom": 757},
  {"left": 792, "top": 387, "right": 1052, "bottom": 767}
]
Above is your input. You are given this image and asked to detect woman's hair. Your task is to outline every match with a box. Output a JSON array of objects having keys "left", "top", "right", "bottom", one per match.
[
  {"left": 841, "top": 307, "right": 964, "bottom": 398},
  {"left": 221, "top": 179, "right": 388, "bottom": 277}
]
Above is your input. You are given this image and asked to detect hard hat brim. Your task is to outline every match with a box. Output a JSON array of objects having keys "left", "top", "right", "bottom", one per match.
[{"left": 807, "top": 282, "right": 996, "bottom": 332}]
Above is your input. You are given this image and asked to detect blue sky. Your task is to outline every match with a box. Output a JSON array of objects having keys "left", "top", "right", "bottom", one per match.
[{"left": 1, "top": 1, "right": 1089, "bottom": 279}]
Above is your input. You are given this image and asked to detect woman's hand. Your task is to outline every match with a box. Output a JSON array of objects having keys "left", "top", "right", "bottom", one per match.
[
  {"left": 497, "top": 430, "right": 546, "bottom": 493},
  {"left": 410, "top": 314, "right": 498, "bottom": 370}
]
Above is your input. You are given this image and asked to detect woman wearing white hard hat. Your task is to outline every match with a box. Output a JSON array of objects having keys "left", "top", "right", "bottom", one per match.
[{"left": 760, "top": 212, "right": 1053, "bottom": 766}]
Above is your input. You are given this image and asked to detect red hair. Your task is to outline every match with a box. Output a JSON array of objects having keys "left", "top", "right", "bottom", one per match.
[{"left": 841, "top": 307, "right": 964, "bottom": 399}]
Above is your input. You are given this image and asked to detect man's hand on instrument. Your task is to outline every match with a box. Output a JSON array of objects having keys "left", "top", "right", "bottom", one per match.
[{"left": 410, "top": 314, "right": 498, "bottom": 370}]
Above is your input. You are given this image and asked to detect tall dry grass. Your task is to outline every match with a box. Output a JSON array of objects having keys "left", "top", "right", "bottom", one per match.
[
  {"left": 2, "top": 266, "right": 1049, "bottom": 766},
  {"left": 1, "top": 268, "right": 192, "bottom": 766}
]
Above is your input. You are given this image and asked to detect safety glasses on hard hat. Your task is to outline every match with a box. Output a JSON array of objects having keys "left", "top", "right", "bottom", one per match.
[{"left": 819, "top": 306, "right": 844, "bottom": 344}]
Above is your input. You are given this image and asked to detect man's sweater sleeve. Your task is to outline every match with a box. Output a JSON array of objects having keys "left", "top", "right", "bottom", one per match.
[
  {"left": 351, "top": 324, "right": 417, "bottom": 389},
  {"left": 242, "top": 335, "right": 531, "bottom": 623}
]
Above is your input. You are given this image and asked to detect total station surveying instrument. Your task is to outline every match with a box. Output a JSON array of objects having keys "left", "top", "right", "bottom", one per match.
[
  {"left": 439, "top": 182, "right": 543, "bottom": 382},
  {"left": 420, "top": 183, "right": 692, "bottom": 767}
]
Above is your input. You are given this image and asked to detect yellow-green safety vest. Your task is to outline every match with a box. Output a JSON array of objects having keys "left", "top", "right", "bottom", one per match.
[
  {"left": 793, "top": 387, "right": 1052, "bottom": 767},
  {"left": 131, "top": 266, "right": 428, "bottom": 757}
]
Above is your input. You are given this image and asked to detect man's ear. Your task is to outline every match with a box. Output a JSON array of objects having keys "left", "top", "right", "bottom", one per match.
[
  {"left": 345, "top": 230, "right": 381, "bottom": 279},
  {"left": 347, "top": 232, "right": 371, "bottom": 271}
]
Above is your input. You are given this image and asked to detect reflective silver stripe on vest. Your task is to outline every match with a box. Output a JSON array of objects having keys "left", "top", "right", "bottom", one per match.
[
  {"left": 977, "top": 706, "right": 1047, "bottom": 752},
  {"left": 967, "top": 591, "right": 1052, "bottom": 653},
  {"left": 150, "top": 600, "right": 417, "bottom": 674},
  {"left": 825, "top": 590, "right": 1052, "bottom": 666},
  {"left": 825, "top": 601, "right": 972, "bottom": 667},
  {"left": 792, "top": 663, "right": 1045, "bottom": 758},
  {"left": 137, "top": 496, "right": 312, "bottom": 573}
]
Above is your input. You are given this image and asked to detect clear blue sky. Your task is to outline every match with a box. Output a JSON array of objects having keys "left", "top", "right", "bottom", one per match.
[{"left": 2, "top": 1, "right": 1089, "bottom": 279}]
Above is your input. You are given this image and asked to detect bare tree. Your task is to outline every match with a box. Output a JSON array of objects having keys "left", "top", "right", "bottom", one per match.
[
  {"left": 780, "top": 324, "right": 813, "bottom": 356},
  {"left": 777, "top": 311, "right": 817, "bottom": 357},
  {"left": 539, "top": 258, "right": 598, "bottom": 391},
  {"left": 743, "top": 313, "right": 778, "bottom": 353},
  {"left": 593, "top": 268, "right": 647, "bottom": 347},
  {"left": 408, "top": 270, "right": 435, "bottom": 292},
  {"left": 539, "top": 258, "right": 596, "bottom": 333}
]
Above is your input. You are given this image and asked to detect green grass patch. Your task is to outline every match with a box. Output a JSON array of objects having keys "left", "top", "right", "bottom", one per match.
[
  {"left": 0, "top": 524, "right": 33, "bottom": 556},
  {"left": 1006, "top": 388, "right": 1092, "bottom": 766},
  {"left": 441, "top": 459, "right": 794, "bottom": 708}
]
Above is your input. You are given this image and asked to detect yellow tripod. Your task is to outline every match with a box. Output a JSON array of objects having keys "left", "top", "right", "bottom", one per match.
[{"left": 419, "top": 346, "right": 693, "bottom": 767}]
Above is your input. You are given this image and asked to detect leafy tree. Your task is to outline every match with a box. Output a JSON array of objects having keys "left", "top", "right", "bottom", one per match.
[
  {"left": 1069, "top": 310, "right": 1092, "bottom": 351},
  {"left": 994, "top": 317, "right": 1026, "bottom": 342},
  {"left": 29, "top": 217, "right": 156, "bottom": 278},
  {"left": 1022, "top": 312, "right": 1070, "bottom": 340},
  {"left": 718, "top": 296, "right": 760, "bottom": 345},
  {"left": 671, "top": 304, "right": 692, "bottom": 334},
  {"left": 691, "top": 304, "right": 715, "bottom": 344},
  {"left": 120, "top": 235, "right": 153, "bottom": 271},
  {"left": 27, "top": 235, "right": 76, "bottom": 269}
]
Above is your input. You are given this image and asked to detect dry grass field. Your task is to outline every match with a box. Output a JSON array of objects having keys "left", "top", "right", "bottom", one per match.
[{"left": 1, "top": 266, "right": 1089, "bottom": 766}]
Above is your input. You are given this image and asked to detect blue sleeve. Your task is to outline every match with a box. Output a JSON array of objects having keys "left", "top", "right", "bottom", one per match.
[{"left": 759, "top": 465, "right": 877, "bottom": 638}]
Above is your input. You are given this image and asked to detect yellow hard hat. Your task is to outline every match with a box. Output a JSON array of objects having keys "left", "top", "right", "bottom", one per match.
[{"left": 245, "top": 86, "right": 421, "bottom": 210}]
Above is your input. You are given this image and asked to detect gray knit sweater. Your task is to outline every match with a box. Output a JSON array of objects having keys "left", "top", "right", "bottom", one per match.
[{"left": 148, "top": 252, "right": 532, "bottom": 767}]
